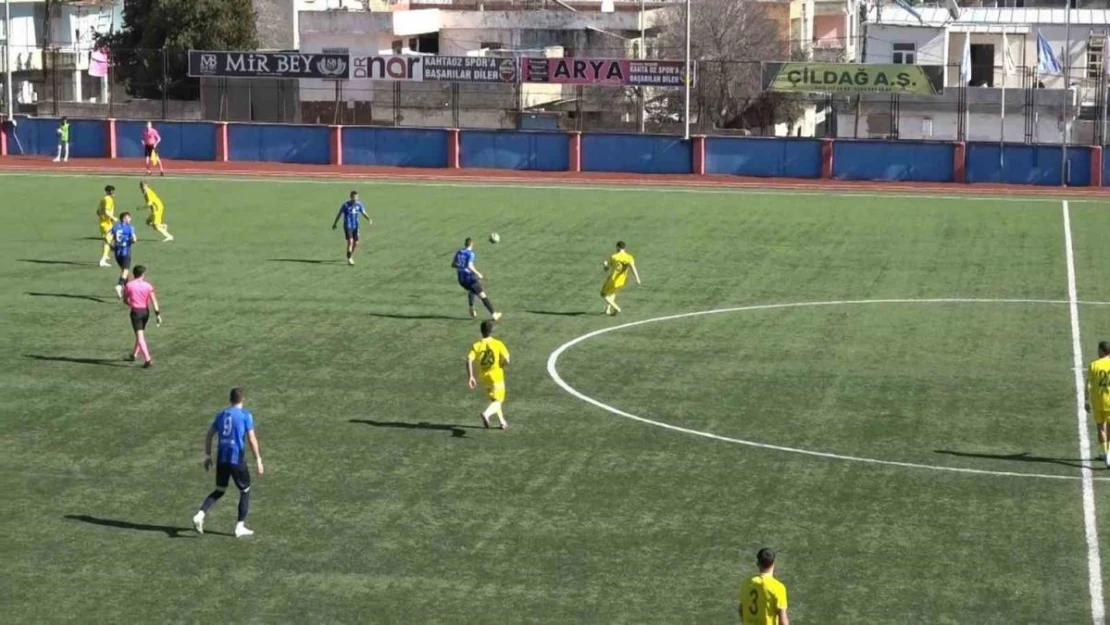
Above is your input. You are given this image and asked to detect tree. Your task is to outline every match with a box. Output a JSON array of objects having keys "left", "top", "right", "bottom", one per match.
[
  {"left": 659, "top": 0, "right": 802, "bottom": 134},
  {"left": 107, "top": 0, "right": 258, "bottom": 99}
]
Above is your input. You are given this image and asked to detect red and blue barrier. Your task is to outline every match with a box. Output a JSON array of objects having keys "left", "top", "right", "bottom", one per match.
[
  {"left": 705, "top": 136, "right": 822, "bottom": 178},
  {"left": 1, "top": 114, "right": 1107, "bottom": 188}
]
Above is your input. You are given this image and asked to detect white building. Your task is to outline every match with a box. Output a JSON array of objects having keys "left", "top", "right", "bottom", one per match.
[
  {"left": 836, "top": 6, "right": 1109, "bottom": 143},
  {"left": 1, "top": 0, "right": 121, "bottom": 106}
]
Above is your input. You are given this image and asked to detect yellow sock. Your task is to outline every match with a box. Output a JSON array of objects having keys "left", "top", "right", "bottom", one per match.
[{"left": 156, "top": 224, "right": 170, "bottom": 237}]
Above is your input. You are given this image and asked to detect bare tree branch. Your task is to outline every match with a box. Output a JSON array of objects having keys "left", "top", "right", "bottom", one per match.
[{"left": 659, "top": 0, "right": 801, "bottom": 132}]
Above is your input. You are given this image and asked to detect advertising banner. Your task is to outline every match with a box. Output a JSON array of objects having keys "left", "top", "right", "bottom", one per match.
[
  {"left": 421, "top": 56, "right": 518, "bottom": 83},
  {"left": 761, "top": 62, "right": 944, "bottom": 95},
  {"left": 352, "top": 55, "right": 518, "bottom": 83},
  {"left": 188, "top": 51, "right": 350, "bottom": 79},
  {"left": 522, "top": 57, "right": 689, "bottom": 87}
]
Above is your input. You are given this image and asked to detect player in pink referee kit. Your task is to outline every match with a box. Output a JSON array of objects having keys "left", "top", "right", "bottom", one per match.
[
  {"left": 142, "top": 121, "right": 164, "bottom": 177},
  {"left": 123, "top": 265, "right": 163, "bottom": 368}
]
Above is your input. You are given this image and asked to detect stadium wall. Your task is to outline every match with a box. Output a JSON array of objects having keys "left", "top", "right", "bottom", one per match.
[{"left": 1, "top": 115, "right": 1106, "bottom": 188}]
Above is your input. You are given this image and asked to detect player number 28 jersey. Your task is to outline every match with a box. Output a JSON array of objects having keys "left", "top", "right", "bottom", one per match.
[
  {"left": 468, "top": 337, "right": 510, "bottom": 385},
  {"left": 1089, "top": 357, "right": 1110, "bottom": 413}
]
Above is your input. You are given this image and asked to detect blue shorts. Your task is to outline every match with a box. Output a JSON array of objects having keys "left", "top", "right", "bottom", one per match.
[
  {"left": 115, "top": 252, "right": 131, "bottom": 270},
  {"left": 343, "top": 226, "right": 359, "bottom": 242},
  {"left": 458, "top": 274, "right": 483, "bottom": 295}
]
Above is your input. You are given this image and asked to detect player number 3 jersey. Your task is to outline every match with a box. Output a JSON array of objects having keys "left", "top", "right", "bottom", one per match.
[
  {"left": 740, "top": 573, "right": 788, "bottom": 625},
  {"left": 468, "top": 337, "right": 510, "bottom": 385}
]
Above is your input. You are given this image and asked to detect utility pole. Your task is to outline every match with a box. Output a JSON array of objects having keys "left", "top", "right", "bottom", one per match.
[
  {"left": 683, "top": 0, "right": 691, "bottom": 140},
  {"left": 4, "top": 0, "right": 12, "bottom": 120}
]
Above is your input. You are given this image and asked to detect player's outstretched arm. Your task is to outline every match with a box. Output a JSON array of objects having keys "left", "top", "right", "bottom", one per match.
[
  {"left": 468, "top": 263, "right": 483, "bottom": 280},
  {"left": 631, "top": 262, "right": 642, "bottom": 285},
  {"left": 331, "top": 208, "right": 342, "bottom": 230},
  {"left": 466, "top": 356, "right": 477, "bottom": 389},
  {"left": 248, "top": 430, "right": 264, "bottom": 475},
  {"left": 778, "top": 608, "right": 790, "bottom": 625},
  {"left": 361, "top": 209, "right": 372, "bottom": 225}
]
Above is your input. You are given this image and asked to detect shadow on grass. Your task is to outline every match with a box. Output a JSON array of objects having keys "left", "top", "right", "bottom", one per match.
[
  {"left": 24, "top": 354, "right": 127, "bottom": 367},
  {"left": 18, "top": 259, "right": 96, "bottom": 266},
  {"left": 27, "top": 291, "right": 110, "bottom": 304},
  {"left": 934, "top": 449, "right": 1092, "bottom": 469},
  {"left": 525, "top": 310, "right": 592, "bottom": 317},
  {"left": 349, "top": 418, "right": 482, "bottom": 438},
  {"left": 267, "top": 258, "right": 342, "bottom": 265},
  {"left": 365, "top": 312, "right": 465, "bottom": 320},
  {"left": 65, "top": 514, "right": 232, "bottom": 538}
]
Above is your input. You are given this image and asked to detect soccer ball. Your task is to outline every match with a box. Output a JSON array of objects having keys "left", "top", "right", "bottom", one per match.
[{"left": 489, "top": 233, "right": 500, "bottom": 244}]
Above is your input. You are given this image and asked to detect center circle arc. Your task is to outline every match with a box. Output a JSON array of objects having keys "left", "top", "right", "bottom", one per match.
[{"left": 545, "top": 297, "right": 1110, "bottom": 483}]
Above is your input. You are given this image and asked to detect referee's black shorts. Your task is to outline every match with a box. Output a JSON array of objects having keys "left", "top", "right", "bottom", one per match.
[
  {"left": 129, "top": 307, "right": 150, "bottom": 331},
  {"left": 144, "top": 145, "right": 155, "bottom": 158},
  {"left": 215, "top": 462, "right": 251, "bottom": 491}
]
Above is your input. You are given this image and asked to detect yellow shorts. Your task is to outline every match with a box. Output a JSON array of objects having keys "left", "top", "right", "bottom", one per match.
[
  {"left": 99, "top": 222, "right": 113, "bottom": 236},
  {"left": 486, "top": 382, "right": 506, "bottom": 403},
  {"left": 601, "top": 281, "right": 625, "bottom": 297},
  {"left": 1095, "top": 410, "right": 1110, "bottom": 426},
  {"left": 147, "top": 212, "right": 163, "bottom": 226}
]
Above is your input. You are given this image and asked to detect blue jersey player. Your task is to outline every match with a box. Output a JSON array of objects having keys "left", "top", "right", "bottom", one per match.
[
  {"left": 107, "top": 212, "right": 137, "bottom": 299},
  {"left": 331, "top": 190, "right": 371, "bottom": 265},
  {"left": 193, "top": 388, "right": 264, "bottom": 538},
  {"left": 453, "top": 237, "right": 501, "bottom": 320}
]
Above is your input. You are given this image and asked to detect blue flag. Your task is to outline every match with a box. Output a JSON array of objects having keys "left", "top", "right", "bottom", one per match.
[{"left": 1036, "top": 30, "right": 1063, "bottom": 74}]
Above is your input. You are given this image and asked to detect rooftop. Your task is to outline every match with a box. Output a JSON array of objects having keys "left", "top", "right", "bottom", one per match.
[{"left": 869, "top": 6, "right": 1110, "bottom": 27}]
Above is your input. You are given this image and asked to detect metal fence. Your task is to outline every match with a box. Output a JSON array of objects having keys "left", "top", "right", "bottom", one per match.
[{"left": 3, "top": 48, "right": 1105, "bottom": 144}]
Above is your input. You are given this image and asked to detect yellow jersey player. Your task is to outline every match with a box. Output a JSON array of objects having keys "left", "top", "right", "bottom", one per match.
[
  {"left": 1086, "top": 340, "right": 1110, "bottom": 467},
  {"left": 601, "top": 240, "right": 641, "bottom": 316},
  {"left": 140, "top": 181, "right": 173, "bottom": 242},
  {"left": 97, "top": 185, "right": 118, "bottom": 267},
  {"left": 466, "top": 319, "right": 510, "bottom": 430},
  {"left": 739, "top": 548, "right": 790, "bottom": 625}
]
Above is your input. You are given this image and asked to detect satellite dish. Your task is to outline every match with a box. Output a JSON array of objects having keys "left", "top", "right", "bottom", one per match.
[
  {"left": 946, "top": 0, "right": 961, "bottom": 21},
  {"left": 600, "top": 0, "right": 615, "bottom": 12}
]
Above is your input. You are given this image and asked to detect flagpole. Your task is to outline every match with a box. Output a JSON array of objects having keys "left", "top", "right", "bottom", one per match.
[
  {"left": 683, "top": 0, "right": 691, "bottom": 141},
  {"left": 1000, "top": 31, "right": 1006, "bottom": 172},
  {"left": 1062, "top": 0, "right": 1071, "bottom": 185},
  {"left": 1102, "top": 31, "right": 1109, "bottom": 147}
]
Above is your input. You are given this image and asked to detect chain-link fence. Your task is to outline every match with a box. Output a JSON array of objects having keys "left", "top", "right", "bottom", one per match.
[{"left": 2, "top": 47, "right": 1106, "bottom": 144}]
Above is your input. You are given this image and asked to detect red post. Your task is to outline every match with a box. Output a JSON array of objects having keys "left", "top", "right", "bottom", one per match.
[
  {"left": 446, "top": 128, "right": 460, "bottom": 169},
  {"left": 953, "top": 141, "right": 967, "bottom": 183},
  {"left": 1091, "top": 145, "right": 1103, "bottom": 187},
  {"left": 692, "top": 135, "right": 706, "bottom": 175},
  {"left": 215, "top": 122, "right": 229, "bottom": 162},
  {"left": 820, "top": 138, "right": 834, "bottom": 179},
  {"left": 330, "top": 125, "right": 343, "bottom": 166},
  {"left": 106, "top": 118, "right": 117, "bottom": 159},
  {"left": 568, "top": 131, "right": 582, "bottom": 173},
  {"left": 0, "top": 116, "right": 7, "bottom": 157}
]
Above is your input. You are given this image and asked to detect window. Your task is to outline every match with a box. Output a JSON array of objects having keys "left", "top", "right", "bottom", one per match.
[
  {"left": 1088, "top": 34, "right": 1105, "bottom": 79},
  {"left": 480, "top": 42, "right": 504, "bottom": 51},
  {"left": 391, "top": 40, "right": 403, "bottom": 54},
  {"left": 892, "top": 43, "right": 915, "bottom": 65}
]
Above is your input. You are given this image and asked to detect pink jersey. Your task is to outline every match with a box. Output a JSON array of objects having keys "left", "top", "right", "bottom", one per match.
[
  {"left": 142, "top": 127, "right": 160, "bottom": 147},
  {"left": 124, "top": 279, "right": 155, "bottom": 310}
]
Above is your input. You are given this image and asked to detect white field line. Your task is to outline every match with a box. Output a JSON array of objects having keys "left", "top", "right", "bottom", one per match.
[
  {"left": 545, "top": 298, "right": 1110, "bottom": 484},
  {"left": 1063, "top": 199, "right": 1106, "bottom": 625}
]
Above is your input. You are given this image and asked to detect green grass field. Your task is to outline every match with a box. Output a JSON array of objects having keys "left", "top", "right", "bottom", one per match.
[{"left": 3, "top": 172, "right": 1110, "bottom": 624}]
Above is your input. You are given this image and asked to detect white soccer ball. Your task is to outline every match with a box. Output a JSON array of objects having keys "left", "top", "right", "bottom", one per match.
[{"left": 489, "top": 233, "right": 500, "bottom": 244}]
